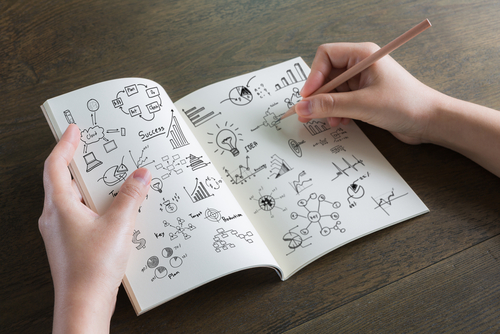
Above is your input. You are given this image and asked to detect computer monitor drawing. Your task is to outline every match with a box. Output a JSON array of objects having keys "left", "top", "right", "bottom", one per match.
[{"left": 84, "top": 152, "right": 103, "bottom": 172}]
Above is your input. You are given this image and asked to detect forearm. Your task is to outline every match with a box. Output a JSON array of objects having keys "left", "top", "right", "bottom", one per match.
[
  {"left": 53, "top": 287, "right": 116, "bottom": 334},
  {"left": 426, "top": 91, "right": 500, "bottom": 177}
]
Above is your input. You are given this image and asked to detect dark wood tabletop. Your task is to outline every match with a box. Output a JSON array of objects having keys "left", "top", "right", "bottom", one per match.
[{"left": 2, "top": 0, "right": 500, "bottom": 332}]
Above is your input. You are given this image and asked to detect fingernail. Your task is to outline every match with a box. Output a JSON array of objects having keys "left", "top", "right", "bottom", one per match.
[
  {"left": 133, "top": 168, "right": 151, "bottom": 186},
  {"left": 295, "top": 100, "right": 311, "bottom": 116}
]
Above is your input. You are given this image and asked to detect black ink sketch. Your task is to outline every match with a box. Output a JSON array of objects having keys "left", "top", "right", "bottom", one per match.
[
  {"left": 205, "top": 176, "right": 222, "bottom": 190},
  {"left": 153, "top": 266, "right": 168, "bottom": 280},
  {"left": 372, "top": 188, "right": 409, "bottom": 216},
  {"left": 150, "top": 178, "right": 163, "bottom": 193},
  {"left": 83, "top": 152, "right": 103, "bottom": 172},
  {"left": 98, "top": 156, "right": 128, "bottom": 186},
  {"left": 163, "top": 217, "right": 196, "bottom": 240},
  {"left": 186, "top": 154, "right": 211, "bottom": 171},
  {"left": 113, "top": 83, "right": 163, "bottom": 121},
  {"left": 212, "top": 228, "right": 254, "bottom": 253},
  {"left": 208, "top": 122, "right": 243, "bottom": 157},
  {"left": 103, "top": 140, "right": 117, "bottom": 153},
  {"left": 80, "top": 125, "right": 108, "bottom": 154},
  {"left": 63, "top": 110, "right": 75, "bottom": 124},
  {"left": 250, "top": 102, "right": 282, "bottom": 132},
  {"left": 331, "top": 127, "right": 349, "bottom": 143},
  {"left": 250, "top": 186, "right": 286, "bottom": 218},
  {"left": 129, "top": 146, "right": 155, "bottom": 169},
  {"left": 159, "top": 197, "right": 178, "bottom": 213},
  {"left": 155, "top": 154, "right": 186, "bottom": 180},
  {"left": 269, "top": 154, "right": 292, "bottom": 179},
  {"left": 205, "top": 208, "right": 222, "bottom": 223},
  {"left": 220, "top": 76, "right": 255, "bottom": 105},
  {"left": 289, "top": 171, "right": 313, "bottom": 195},
  {"left": 147, "top": 256, "right": 159, "bottom": 269},
  {"left": 106, "top": 127, "right": 126, "bottom": 136},
  {"left": 284, "top": 87, "right": 302, "bottom": 108},
  {"left": 331, "top": 155, "right": 365, "bottom": 181},
  {"left": 167, "top": 110, "right": 189, "bottom": 149},
  {"left": 132, "top": 230, "right": 146, "bottom": 250},
  {"left": 330, "top": 145, "right": 346, "bottom": 154},
  {"left": 283, "top": 225, "right": 312, "bottom": 256},
  {"left": 347, "top": 181, "right": 365, "bottom": 208},
  {"left": 162, "top": 247, "right": 174, "bottom": 258},
  {"left": 184, "top": 177, "right": 213, "bottom": 202},
  {"left": 304, "top": 119, "right": 330, "bottom": 136},
  {"left": 87, "top": 99, "right": 100, "bottom": 112},
  {"left": 290, "top": 193, "right": 344, "bottom": 237},
  {"left": 170, "top": 256, "right": 183, "bottom": 268},
  {"left": 313, "top": 138, "right": 328, "bottom": 147},
  {"left": 288, "top": 139, "right": 305, "bottom": 157},
  {"left": 254, "top": 83, "right": 271, "bottom": 99},
  {"left": 223, "top": 156, "right": 267, "bottom": 185},
  {"left": 274, "top": 62, "right": 307, "bottom": 91},
  {"left": 182, "top": 106, "right": 221, "bottom": 127}
]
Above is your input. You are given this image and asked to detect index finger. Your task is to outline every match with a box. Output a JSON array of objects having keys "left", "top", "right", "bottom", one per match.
[
  {"left": 43, "top": 124, "right": 81, "bottom": 198},
  {"left": 301, "top": 43, "right": 379, "bottom": 97}
]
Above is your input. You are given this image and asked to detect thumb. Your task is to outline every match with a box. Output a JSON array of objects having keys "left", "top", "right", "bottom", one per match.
[
  {"left": 295, "top": 91, "right": 371, "bottom": 124},
  {"left": 104, "top": 168, "right": 151, "bottom": 228}
]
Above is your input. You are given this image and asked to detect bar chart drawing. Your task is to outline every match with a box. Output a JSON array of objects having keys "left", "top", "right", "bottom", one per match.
[
  {"left": 275, "top": 63, "right": 307, "bottom": 91},
  {"left": 167, "top": 110, "right": 189, "bottom": 149},
  {"left": 303, "top": 119, "right": 330, "bottom": 136},
  {"left": 184, "top": 177, "right": 214, "bottom": 203},
  {"left": 182, "top": 106, "right": 221, "bottom": 127}
]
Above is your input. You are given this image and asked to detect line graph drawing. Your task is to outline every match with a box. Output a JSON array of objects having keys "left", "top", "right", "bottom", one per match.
[
  {"left": 223, "top": 156, "right": 267, "bottom": 185},
  {"left": 372, "top": 188, "right": 408, "bottom": 216},
  {"left": 290, "top": 193, "right": 344, "bottom": 237},
  {"left": 289, "top": 170, "right": 313, "bottom": 195},
  {"left": 129, "top": 145, "right": 155, "bottom": 169},
  {"left": 331, "top": 155, "right": 365, "bottom": 181}
]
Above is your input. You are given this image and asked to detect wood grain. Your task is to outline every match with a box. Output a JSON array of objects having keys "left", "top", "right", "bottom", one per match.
[{"left": 1, "top": 0, "right": 499, "bottom": 332}]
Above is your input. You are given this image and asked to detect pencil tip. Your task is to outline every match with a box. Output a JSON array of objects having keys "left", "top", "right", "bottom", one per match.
[{"left": 280, "top": 108, "right": 296, "bottom": 120}]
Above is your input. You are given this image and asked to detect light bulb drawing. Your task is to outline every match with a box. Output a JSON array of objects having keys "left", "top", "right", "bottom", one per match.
[
  {"left": 207, "top": 122, "right": 243, "bottom": 156},
  {"left": 150, "top": 178, "right": 163, "bottom": 193},
  {"left": 216, "top": 129, "right": 239, "bottom": 156}
]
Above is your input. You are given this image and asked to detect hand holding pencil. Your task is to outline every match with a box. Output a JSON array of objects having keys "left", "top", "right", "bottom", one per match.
[{"left": 282, "top": 20, "right": 442, "bottom": 145}]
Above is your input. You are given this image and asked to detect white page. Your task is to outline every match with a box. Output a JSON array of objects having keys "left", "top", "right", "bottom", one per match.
[
  {"left": 42, "top": 78, "right": 279, "bottom": 314},
  {"left": 175, "top": 58, "right": 429, "bottom": 278}
]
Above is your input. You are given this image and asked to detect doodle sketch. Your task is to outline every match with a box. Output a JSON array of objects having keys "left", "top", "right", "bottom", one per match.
[
  {"left": 220, "top": 76, "right": 256, "bottom": 105},
  {"left": 331, "top": 155, "right": 365, "bottom": 181},
  {"left": 283, "top": 225, "right": 312, "bottom": 256},
  {"left": 97, "top": 156, "right": 128, "bottom": 186},
  {"left": 163, "top": 217, "right": 196, "bottom": 241},
  {"left": 182, "top": 106, "right": 221, "bottom": 127},
  {"left": 274, "top": 62, "right": 307, "bottom": 91},
  {"left": 372, "top": 188, "right": 409, "bottom": 216},
  {"left": 208, "top": 122, "right": 243, "bottom": 157},
  {"left": 212, "top": 228, "right": 254, "bottom": 253},
  {"left": 290, "top": 193, "right": 345, "bottom": 237},
  {"left": 250, "top": 186, "right": 286, "bottom": 218},
  {"left": 223, "top": 156, "right": 266, "bottom": 185},
  {"left": 268, "top": 154, "right": 292, "bottom": 179}
]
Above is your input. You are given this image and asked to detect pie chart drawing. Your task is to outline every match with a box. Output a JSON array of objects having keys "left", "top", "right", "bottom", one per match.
[
  {"left": 162, "top": 247, "right": 174, "bottom": 258},
  {"left": 155, "top": 266, "right": 168, "bottom": 279},
  {"left": 169, "top": 256, "right": 183, "bottom": 268},
  {"left": 227, "top": 86, "right": 253, "bottom": 106},
  {"left": 347, "top": 183, "right": 364, "bottom": 199}
]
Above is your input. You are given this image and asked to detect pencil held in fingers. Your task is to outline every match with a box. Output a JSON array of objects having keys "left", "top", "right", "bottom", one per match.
[{"left": 280, "top": 19, "right": 432, "bottom": 120}]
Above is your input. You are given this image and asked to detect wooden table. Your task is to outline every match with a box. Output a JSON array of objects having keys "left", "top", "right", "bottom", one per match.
[{"left": 2, "top": 0, "right": 499, "bottom": 332}]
